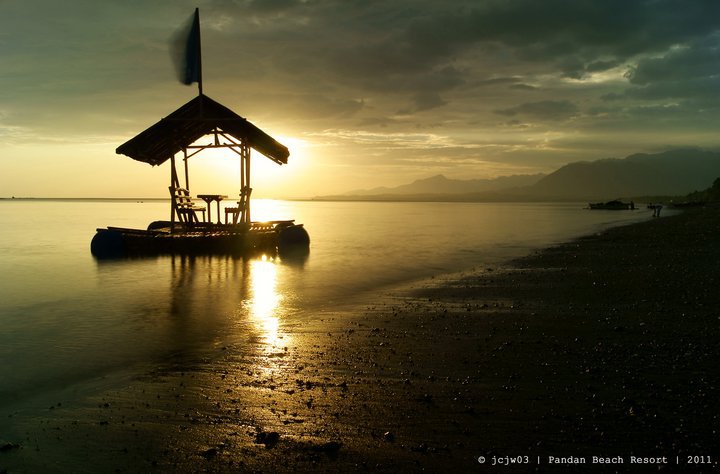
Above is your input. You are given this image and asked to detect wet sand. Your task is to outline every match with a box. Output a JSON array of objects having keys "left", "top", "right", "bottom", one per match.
[{"left": 3, "top": 206, "right": 719, "bottom": 472}]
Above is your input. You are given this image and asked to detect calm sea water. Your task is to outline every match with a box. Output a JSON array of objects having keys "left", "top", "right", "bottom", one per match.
[{"left": 0, "top": 199, "right": 654, "bottom": 410}]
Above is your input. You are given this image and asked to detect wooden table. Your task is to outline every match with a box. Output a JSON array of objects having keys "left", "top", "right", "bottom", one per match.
[{"left": 197, "top": 194, "right": 228, "bottom": 224}]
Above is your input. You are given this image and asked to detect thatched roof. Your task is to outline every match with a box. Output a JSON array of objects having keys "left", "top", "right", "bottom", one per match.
[{"left": 116, "top": 94, "right": 289, "bottom": 166}]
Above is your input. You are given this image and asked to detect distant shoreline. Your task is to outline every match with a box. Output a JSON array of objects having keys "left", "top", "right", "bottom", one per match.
[
  {"left": 312, "top": 194, "right": 601, "bottom": 203},
  {"left": 1, "top": 195, "right": 677, "bottom": 204},
  {"left": 0, "top": 197, "right": 311, "bottom": 202},
  {"left": 0, "top": 197, "right": 168, "bottom": 202}
]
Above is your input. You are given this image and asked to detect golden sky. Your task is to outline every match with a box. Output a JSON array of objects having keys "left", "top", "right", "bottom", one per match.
[{"left": 1, "top": 0, "right": 720, "bottom": 198}]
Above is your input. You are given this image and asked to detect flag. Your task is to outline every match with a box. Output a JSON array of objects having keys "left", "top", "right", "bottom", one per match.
[{"left": 170, "top": 8, "right": 202, "bottom": 87}]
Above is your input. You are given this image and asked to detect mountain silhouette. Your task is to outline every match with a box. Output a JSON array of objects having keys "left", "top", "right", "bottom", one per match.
[
  {"left": 319, "top": 149, "right": 720, "bottom": 201},
  {"left": 345, "top": 174, "right": 545, "bottom": 196},
  {"left": 527, "top": 149, "right": 720, "bottom": 199}
]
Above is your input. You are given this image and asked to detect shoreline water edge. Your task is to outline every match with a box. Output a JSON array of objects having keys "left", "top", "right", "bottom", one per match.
[{"left": 2, "top": 206, "right": 719, "bottom": 472}]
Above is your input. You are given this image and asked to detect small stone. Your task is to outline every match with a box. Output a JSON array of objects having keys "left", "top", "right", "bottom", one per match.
[
  {"left": 0, "top": 442, "right": 21, "bottom": 452},
  {"left": 315, "top": 441, "right": 342, "bottom": 452},
  {"left": 255, "top": 431, "right": 280, "bottom": 448},
  {"left": 200, "top": 447, "right": 218, "bottom": 459}
]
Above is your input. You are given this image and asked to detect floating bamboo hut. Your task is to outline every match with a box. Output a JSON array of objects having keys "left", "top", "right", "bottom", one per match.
[{"left": 91, "top": 9, "right": 309, "bottom": 258}]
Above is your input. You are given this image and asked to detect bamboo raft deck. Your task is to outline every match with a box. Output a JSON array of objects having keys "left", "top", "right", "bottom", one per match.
[{"left": 92, "top": 220, "right": 309, "bottom": 258}]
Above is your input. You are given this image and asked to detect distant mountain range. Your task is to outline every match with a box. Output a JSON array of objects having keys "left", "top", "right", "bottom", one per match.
[
  {"left": 344, "top": 173, "right": 546, "bottom": 196},
  {"left": 528, "top": 149, "right": 720, "bottom": 200},
  {"left": 317, "top": 149, "right": 720, "bottom": 201}
]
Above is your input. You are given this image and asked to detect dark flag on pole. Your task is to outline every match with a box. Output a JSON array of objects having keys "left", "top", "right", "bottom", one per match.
[{"left": 170, "top": 8, "right": 202, "bottom": 93}]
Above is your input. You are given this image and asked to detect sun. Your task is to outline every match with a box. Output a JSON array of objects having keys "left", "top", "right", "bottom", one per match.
[
  {"left": 248, "top": 135, "right": 311, "bottom": 197},
  {"left": 181, "top": 134, "right": 312, "bottom": 199}
]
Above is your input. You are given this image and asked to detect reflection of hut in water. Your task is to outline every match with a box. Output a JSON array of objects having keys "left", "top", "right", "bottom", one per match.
[
  {"left": 91, "top": 9, "right": 309, "bottom": 259},
  {"left": 161, "top": 255, "right": 291, "bottom": 362}
]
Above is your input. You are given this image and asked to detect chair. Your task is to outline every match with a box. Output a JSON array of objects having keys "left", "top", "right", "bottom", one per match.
[
  {"left": 224, "top": 206, "right": 240, "bottom": 224},
  {"left": 224, "top": 187, "right": 252, "bottom": 225},
  {"left": 169, "top": 186, "right": 206, "bottom": 226}
]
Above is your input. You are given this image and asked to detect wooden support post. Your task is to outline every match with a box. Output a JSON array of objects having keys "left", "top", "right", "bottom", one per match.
[
  {"left": 245, "top": 141, "right": 251, "bottom": 224},
  {"left": 239, "top": 141, "right": 244, "bottom": 224},
  {"left": 183, "top": 148, "right": 190, "bottom": 190},
  {"left": 170, "top": 156, "right": 178, "bottom": 227},
  {"left": 238, "top": 140, "right": 252, "bottom": 225}
]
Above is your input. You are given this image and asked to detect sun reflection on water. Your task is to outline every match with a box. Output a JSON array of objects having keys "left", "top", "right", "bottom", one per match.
[{"left": 247, "top": 256, "right": 287, "bottom": 350}]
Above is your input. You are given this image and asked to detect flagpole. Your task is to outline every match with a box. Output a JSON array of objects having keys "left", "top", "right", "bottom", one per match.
[{"left": 195, "top": 8, "right": 203, "bottom": 97}]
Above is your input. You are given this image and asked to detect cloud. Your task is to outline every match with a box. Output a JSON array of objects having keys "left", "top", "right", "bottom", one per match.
[
  {"left": 509, "top": 83, "right": 538, "bottom": 91},
  {"left": 495, "top": 100, "right": 579, "bottom": 121},
  {"left": 393, "top": 0, "right": 720, "bottom": 80},
  {"left": 200, "top": 0, "right": 720, "bottom": 128},
  {"left": 312, "top": 129, "right": 453, "bottom": 149},
  {"left": 626, "top": 36, "right": 720, "bottom": 86},
  {"left": 3, "top": 0, "right": 720, "bottom": 195},
  {"left": 625, "top": 77, "right": 720, "bottom": 104},
  {"left": 268, "top": 93, "right": 366, "bottom": 121},
  {"left": 396, "top": 92, "right": 447, "bottom": 115}
]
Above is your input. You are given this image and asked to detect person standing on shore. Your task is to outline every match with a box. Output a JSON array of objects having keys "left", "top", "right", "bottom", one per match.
[{"left": 653, "top": 203, "right": 663, "bottom": 217}]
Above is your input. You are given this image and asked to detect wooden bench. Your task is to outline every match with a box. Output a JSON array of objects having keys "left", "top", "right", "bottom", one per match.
[{"left": 169, "top": 186, "right": 206, "bottom": 225}]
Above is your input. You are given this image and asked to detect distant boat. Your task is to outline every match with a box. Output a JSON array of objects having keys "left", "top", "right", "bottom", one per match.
[{"left": 588, "top": 200, "right": 635, "bottom": 210}]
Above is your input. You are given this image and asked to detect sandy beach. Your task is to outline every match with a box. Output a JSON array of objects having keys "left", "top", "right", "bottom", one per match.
[{"left": 2, "top": 206, "right": 719, "bottom": 473}]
